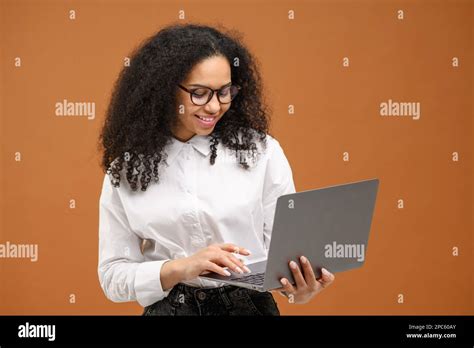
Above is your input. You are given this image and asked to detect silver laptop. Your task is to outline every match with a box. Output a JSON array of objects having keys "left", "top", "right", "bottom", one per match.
[{"left": 199, "top": 178, "right": 380, "bottom": 291}]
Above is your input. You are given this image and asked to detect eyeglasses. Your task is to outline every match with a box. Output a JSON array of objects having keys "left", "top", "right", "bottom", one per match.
[{"left": 178, "top": 83, "right": 241, "bottom": 106}]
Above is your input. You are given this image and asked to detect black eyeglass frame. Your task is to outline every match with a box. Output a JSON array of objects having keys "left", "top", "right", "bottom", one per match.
[{"left": 178, "top": 83, "right": 241, "bottom": 106}]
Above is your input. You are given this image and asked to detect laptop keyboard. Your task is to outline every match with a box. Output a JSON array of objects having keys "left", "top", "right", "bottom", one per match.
[{"left": 229, "top": 272, "right": 265, "bottom": 286}]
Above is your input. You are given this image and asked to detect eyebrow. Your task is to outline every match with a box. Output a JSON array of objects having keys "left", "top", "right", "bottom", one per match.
[{"left": 187, "top": 82, "right": 232, "bottom": 89}]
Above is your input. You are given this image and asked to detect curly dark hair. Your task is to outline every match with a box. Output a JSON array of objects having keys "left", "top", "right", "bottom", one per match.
[{"left": 98, "top": 22, "right": 272, "bottom": 192}]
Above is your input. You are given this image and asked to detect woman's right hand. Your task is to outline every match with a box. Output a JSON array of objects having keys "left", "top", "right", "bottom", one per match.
[
  {"left": 179, "top": 243, "right": 252, "bottom": 280},
  {"left": 160, "top": 243, "right": 252, "bottom": 291}
]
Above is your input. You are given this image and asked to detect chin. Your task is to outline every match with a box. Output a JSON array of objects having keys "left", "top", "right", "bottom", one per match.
[{"left": 196, "top": 128, "right": 215, "bottom": 135}]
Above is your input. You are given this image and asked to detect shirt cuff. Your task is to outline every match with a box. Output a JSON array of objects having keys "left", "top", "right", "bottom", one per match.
[{"left": 134, "top": 259, "right": 172, "bottom": 307}]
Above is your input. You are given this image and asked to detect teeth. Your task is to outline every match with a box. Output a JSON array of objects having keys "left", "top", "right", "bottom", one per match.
[{"left": 197, "top": 115, "right": 214, "bottom": 122}]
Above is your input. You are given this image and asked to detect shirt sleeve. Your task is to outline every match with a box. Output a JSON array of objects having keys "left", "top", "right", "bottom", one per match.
[
  {"left": 97, "top": 173, "right": 171, "bottom": 307},
  {"left": 262, "top": 137, "right": 296, "bottom": 251}
]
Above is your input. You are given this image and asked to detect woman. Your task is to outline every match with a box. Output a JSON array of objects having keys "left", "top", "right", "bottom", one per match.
[{"left": 97, "top": 23, "right": 335, "bottom": 316}]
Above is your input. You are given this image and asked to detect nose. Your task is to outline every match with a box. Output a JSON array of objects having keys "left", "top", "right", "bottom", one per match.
[{"left": 203, "top": 92, "right": 221, "bottom": 114}]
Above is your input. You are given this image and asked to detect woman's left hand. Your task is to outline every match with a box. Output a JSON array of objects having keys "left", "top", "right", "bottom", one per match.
[{"left": 273, "top": 255, "right": 335, "bottom": 304}]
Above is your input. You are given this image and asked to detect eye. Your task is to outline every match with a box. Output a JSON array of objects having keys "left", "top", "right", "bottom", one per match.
[
  {"left": 191, "top": 88, "right": 208, "bottom": 98},
  {"left": 218, "top": 86, "right": 231, "bottom": 96}
]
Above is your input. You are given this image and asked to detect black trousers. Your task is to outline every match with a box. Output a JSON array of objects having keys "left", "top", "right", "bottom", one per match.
[{"left": 142, "top": 283, "right": 280, "bottom": 316}]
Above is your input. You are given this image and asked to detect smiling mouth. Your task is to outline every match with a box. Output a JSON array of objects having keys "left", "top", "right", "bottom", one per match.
[{"left": 195, "top": 115, "right": 217, "bottom": 121}]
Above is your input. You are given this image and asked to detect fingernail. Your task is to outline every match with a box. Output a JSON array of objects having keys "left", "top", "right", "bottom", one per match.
[
  {"left": 242, "top": 248, "right": 251, "bottom": 254},
  {"left": 300, "top": 256, "right": 307, "bottom": 264},
  {"left": 223, "top": 270, "right": 231, "bottom": 276},
  {"left": 243, "top": 266, "right": 251, "bottom": 273},
  {"left": 289, "top": 261, "right": 297, "bottom": 269},
  {"left": 235, "top": 266, "right": 243, "bottom": 274},
  {"left": 322, "top": 268, "right": 330, "bottom": 276},
  {"left": 280, "top": 278, "right": 287, "bottom": 285}
]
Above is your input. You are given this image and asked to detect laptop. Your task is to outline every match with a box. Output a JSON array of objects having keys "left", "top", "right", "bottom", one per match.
[{"left": 199, "top": 178, "right": 380, "bottom": 291}]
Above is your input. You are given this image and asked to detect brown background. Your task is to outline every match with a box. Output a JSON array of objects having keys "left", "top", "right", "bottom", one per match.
[{"left": 0, "top": 0, "right": 472, "bottom": 315}]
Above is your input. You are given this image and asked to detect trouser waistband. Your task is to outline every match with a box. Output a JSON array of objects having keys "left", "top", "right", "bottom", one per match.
[{"left": 167, "top": 282, "right": 251, "bottom": 309}]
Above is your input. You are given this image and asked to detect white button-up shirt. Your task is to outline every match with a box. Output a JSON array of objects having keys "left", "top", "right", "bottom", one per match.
[{"left": 98, "top": 132, "right": 296, "bottom": 307}]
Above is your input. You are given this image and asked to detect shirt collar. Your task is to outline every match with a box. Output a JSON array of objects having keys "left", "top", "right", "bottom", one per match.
[{"left": 164, "top": 134, "right": 212, "bottom": 166}]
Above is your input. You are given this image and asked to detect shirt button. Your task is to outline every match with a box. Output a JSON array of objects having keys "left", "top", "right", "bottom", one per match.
[{"left": 197, "top": 292, "right": 206, "bottom": 301}]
